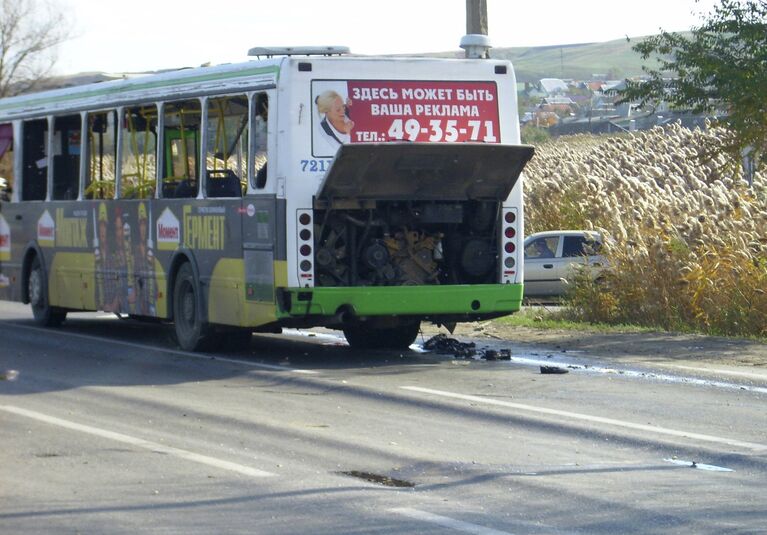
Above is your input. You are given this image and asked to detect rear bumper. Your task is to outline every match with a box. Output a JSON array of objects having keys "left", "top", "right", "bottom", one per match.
[{"left": 276, "top": 283, "right": 523, "bottom": 319}]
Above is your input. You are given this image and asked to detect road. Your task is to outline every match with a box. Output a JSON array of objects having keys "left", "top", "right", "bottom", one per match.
[{"left": 1, "top": 300, "right": 766, "bottom": 534}]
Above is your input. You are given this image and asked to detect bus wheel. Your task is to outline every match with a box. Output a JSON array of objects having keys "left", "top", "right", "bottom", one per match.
[
  {"left": 173, "top": 263, "right": 211, "bottom": 351},
  {"left": 343, "top": 321, "right": 420, "bottom": 350},
  {"left": 28, "top": 256, "right": 67, "bottom": 327}
]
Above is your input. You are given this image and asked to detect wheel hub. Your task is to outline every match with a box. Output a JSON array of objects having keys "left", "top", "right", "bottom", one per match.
[{"left": 29, "top": 270, "right": 42, "bottom": 306}]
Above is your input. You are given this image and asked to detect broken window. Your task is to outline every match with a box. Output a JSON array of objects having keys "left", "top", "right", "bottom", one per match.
[
  {"left": 162, "top": 99, "right": 200, "bottom": 198},
  {"left": 85, "top": 111, "right": 117, "bottom": 200},
  {"left": 205, "top": 95, "right": 248, "bottom": 197},
  {"left": 0, "top": 123, "right": 13, "bottom": 201},
  {"left": 52, "top": 114, "right": 82, "bottom": 200},
  {"left": 120, "top": 105, "right": 158, "bottom": 199},
  {"left": 21, "top": 119, "right": 48, "bottom": 201},
  {"left": 251, "top": 92, "right": 268, "bottom": 189}
]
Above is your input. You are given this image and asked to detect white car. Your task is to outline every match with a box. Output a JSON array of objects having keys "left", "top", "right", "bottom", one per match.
[{"left": 523, "top": 230, "right": 606, "bottom": 297}]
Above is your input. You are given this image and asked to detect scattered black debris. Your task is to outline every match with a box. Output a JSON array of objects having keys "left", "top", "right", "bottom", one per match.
[
  {"left": 422, "top": 335, "right": 512, "bottom": 360},
  {"left": 423, "top": 334, "right": 476, "bottom": 358},
  {"left": 540, "top": 365, "right": 569, "bottom": 374},
  {"left": 338, "top": 470, "right": 415, "bottom": 488}
]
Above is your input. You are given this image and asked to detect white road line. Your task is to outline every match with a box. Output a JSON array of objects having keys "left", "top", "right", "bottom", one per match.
[
  {"left": 390, "top": 508, "right": 515, "bottom": 535},
  {"left": 663, "top": 458, "right": 734, "bottom": 472},
  {"left": 401, "top": 386, "right": 767, "bottom": 452},
  {"left": 662, "top": 364, "right": 767, "bottom": 382},
  {"left": 505, "top": 356, "right": 767, "bottom": 395},
  {"left": 1, "top": 405, "right": 277, "bottom": 478},
  {"left": 0, "top": 321, "right": 317, "bottom": 374}
]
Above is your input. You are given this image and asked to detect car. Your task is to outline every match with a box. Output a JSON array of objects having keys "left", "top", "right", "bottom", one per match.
[{"left": 523, "top": 230, "right": 606, "bottom": 297}]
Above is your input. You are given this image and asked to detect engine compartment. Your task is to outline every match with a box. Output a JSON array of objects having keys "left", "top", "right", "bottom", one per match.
[{"left": 313, "top": 200, "right": 501, "bottom": 287}]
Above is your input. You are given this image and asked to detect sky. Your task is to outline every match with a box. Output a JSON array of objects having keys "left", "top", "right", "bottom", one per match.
[{"left": 55, "top": 0, "right": 720, "bottom": 75}]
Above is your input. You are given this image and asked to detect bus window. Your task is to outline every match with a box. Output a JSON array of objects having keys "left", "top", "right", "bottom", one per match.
[
  {"left": 21, "top": 119, "right": 47, "bottom": 201},
  {"left": 162, "top": 99, "right": 200, "bottom": 198},
  {"left": 121, "top": 105, "right": 157, "bottom": 199},
  {"left": 0, "top": 123, "right": 12, "bottom": 201},
  {"left": 205, "top": 95, "right": 248, "bottom": 197},
  {"left": 251, "top": 92, "right": 268, "bottom": 189},
  {"left": 52, "top": 114, "right": 81, "bottom": 200},
  {"left": 85, "top": 111, "right": 117, "bottom": 199}
]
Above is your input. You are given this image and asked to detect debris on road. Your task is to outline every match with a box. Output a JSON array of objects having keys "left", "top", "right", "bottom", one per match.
[
  {"left": 422, "top": 334, "right": 511, "bottom": 361},
  {"left": 540, "top": 365, "right": 569, "bottom": 374}
]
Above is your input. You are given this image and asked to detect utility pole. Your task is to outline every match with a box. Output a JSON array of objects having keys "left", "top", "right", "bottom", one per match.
[
  {"left": 462, "top": 0, "right": 491, "bottom": 58},
  {"left": 466, "top": 0, "right": 488, "bottom": 35}
]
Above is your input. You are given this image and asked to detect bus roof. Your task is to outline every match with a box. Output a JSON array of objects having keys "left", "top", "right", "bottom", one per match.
[
  {"left": 0, "top": 59, "right": 284, "bottom": 120},
  {"left": 0, "top": 55, "right": 514, "bottom": 121}
]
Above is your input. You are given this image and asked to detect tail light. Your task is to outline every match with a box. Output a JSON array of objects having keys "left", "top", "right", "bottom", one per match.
[
  {"left": 500, "top": 208, "right": 518, "bottom": 283},
  {"left": 296, "top": 209, "right": 314, "bottom": 287}
]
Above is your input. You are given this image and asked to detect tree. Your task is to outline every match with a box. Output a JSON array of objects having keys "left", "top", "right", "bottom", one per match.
[
  {"left": 617, "top": 0, "right": 767, "bottom": 167},
  {"left": 0, "top": 0, "right": 71, "bottom": 97}
]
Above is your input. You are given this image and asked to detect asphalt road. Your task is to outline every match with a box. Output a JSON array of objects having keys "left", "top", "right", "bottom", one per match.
[{"left": 1, "top": 301, "right": 766, "bottom": 534}]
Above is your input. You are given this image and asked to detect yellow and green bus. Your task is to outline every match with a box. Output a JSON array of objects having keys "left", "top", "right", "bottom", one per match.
[{"left": 0, "top": 48, "right": 533, "bottom": 351}]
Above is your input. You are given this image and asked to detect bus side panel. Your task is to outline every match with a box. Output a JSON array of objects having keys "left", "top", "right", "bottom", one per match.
[
  {"left": 153, "top": 198, "right": 242, "bottom": 325},
  {"left": 0, "top": 201, "right": 33, "bottom": 303},
  {"left": 235, "top": 196, "right": 285, "bottom": 327}
]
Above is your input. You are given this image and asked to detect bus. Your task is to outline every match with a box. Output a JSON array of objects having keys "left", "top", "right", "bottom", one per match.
[{"left": 0, "top": 47, "right": 534, "bottom": 351}]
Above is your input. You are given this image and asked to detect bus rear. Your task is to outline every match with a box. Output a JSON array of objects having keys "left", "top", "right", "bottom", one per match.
[{"left": 273, "top": 56, "right": 533, "bottom": 348}]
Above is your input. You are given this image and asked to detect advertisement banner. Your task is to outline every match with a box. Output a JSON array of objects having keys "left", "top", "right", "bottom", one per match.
[{"left": 312, "top": 80, "right": 500, "bottom": 157}]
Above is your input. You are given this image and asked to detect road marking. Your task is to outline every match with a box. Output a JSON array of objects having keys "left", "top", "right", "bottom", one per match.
[
  {"left": 390, "top": 508, "right": 515, "bottom": 535},
  {"left": 662, "top": 364, "right": 767, "bottom": 382},
  {"left": 505, "top": 355, "right": 767, "bottom": 394},
  {"left": 401, "top": 386, "right": 767, "bottom": 452},
  {"left": 1, "top": 405, "right": 277, "bottom": 478},
  {"left": 663, "top": 458, "right": 734, "bottom": 472},
  {"left": 0, "top": 321, "right": 317, "bottom": 374}
]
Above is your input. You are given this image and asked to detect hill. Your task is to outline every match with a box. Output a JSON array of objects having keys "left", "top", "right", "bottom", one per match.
[
  {"left": 492, "top": 36, "right": 664, "bottom": 82},
  {"left": 410, "top": 35, "right": 665, "bottom": 83}
]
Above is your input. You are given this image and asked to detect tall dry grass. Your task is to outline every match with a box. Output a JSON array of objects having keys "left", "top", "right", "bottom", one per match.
[{"left": 525, "top": 122, "right": 767, "bottom": 337}]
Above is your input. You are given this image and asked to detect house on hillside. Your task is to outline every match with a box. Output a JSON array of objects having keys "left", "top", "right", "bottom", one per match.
[
  {"left": 538, "top": 78, "right": 569, "bottom": 95},
  {"left": 539, "top": 96, "right": 578, "bottom": 117}
]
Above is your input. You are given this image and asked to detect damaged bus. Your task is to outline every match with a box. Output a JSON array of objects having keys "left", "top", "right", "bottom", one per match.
[{"left": 0, "top": 47, "right": 533, "bottom": 351}]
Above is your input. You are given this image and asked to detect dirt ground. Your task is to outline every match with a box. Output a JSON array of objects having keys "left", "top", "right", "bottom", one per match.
[{"left": 421, "top": 321, "right": 767, "bottom": 369}]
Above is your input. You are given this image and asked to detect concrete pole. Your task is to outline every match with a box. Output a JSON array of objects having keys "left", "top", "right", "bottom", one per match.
[
  {"left": 462, "top": 0, "right": 491, "bottom": 58},
  {"left": 466, "top": 0, "right": 488, "bottom": 35}
]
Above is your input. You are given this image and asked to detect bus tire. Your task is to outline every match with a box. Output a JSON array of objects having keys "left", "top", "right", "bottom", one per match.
[
  {"left": 173, "top": 263, "right": 211, "bottom": 351},
  {"left": 28, "top": 255, "right": 67, "bottom": 327},
  {"left": 343, "top": 321, "right": 420, "bottom": 350}
]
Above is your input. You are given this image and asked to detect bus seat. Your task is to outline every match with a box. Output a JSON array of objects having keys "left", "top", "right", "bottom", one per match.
[
  {"left": 174, "top": 179, "right": 198, "bottom": 198},
  {"left": 206, "top": 169, "right": 241, "bottom": 198},
  {"left": 162, "top": 181, "right": 177, "bottom": 198}
]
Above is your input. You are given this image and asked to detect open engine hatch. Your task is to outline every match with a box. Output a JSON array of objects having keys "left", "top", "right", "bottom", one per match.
[{"left": 316, "top": 143, "right": 534, "bottom": 202}]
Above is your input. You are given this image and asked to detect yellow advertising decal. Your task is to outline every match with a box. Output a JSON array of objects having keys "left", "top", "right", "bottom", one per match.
[
  {"left": 55, "top": 208, "right": 88, "bottom": 248},
  {"left": 183, "top": 205, "right": 226, "bottom": 250}
]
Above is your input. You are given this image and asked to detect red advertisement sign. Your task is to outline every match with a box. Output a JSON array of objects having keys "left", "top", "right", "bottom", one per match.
[{"left": 312, "top": 80, "right": 500, "bottom": 157}]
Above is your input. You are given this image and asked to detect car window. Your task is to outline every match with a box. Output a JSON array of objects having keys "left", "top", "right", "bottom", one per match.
[
  {"left": 562, "top": 235, "right": 601, "bottom": 257},
  {"left": 525, "top": 236, "right": 559, "bottom": 259}
]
